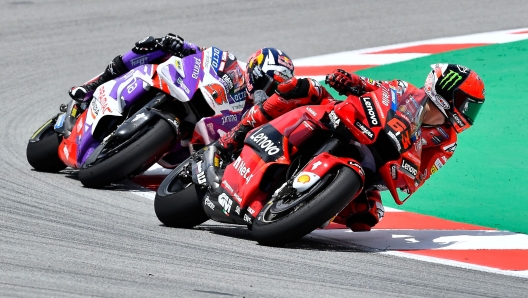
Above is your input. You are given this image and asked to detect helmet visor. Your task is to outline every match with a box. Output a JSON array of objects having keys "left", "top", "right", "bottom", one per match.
[{"left": 453, "top": 91, "right": 484, "bottom": 124}]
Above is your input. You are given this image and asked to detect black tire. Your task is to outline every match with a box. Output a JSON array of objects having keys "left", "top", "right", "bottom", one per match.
[
  {"left": 154, "top": 157, "right": 209, "bottom": 228},
  {"left": 78, "top": 119, "right": 175, "bottom": 188},
  {"left": 26, "top": 126, "right": 66, "bottom": 173},
  {"left": 252, "top": 166, "right": 361, "bottom": 246}
]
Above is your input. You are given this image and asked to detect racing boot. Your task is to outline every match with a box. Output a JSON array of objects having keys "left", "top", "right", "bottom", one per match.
[
  {"left": 343, "top": 190, "right": 385, "bottom": 232},
  {"left": 69, "top": 55, "right": 129, "bottom": 104}
]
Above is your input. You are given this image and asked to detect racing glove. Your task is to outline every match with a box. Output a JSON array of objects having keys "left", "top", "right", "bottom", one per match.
[
  {"left": 325, "top": 69, "right": 363, "bottom": 96},
  {"left": 132, "top": 36, "right": 161, "bottom": 54},
  {"left": 275, "top": 77, "right": 327, "bottom": 104},
  {"left": 132, "top": 33, "right": 197, "bottom": 57},
  {"left": 159, "top": 33, "right": 199, "bottom": 57},
  {"left": 159, "top": 33, "right": 184, "bottom": 54}
]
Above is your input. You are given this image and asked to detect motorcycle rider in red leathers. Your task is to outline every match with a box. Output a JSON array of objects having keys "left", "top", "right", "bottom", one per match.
[{"left": 215, "top": 63, "right": 485, "bottom": 232}]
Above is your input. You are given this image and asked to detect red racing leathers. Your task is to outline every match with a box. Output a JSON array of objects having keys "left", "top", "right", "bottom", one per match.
[
  {"left": 332, "top": 74, "right": 459, "bottom": 231},
  {"left": 217, "top": 74, "right": 458, "bottom": 232}
]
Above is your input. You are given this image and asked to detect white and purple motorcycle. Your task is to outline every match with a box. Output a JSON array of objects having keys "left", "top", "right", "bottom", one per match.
[{"left": 27, "top": 47, "right": 248, "bottom": 188}]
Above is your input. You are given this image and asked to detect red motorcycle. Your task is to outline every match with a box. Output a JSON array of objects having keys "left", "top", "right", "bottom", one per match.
[{"left": 154, "top": 80, "right": 428, "bottom": 246}]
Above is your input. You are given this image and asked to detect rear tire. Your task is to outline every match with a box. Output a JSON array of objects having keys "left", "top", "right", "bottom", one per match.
[
  {"left": 154, "top": 158, "right": 208, "bottom": 228},
  {"left": 252, "top": 166, "right": 361, "bottom": 246},
  {"left": 26, "top": 126, "right": 66, "bottom": 173},
  {"left": 79, "top": 119, "right": 175, "bottom": 188}
]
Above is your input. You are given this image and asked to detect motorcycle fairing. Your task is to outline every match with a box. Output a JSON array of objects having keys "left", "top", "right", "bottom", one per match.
[
  {"left": 190, "top": 109, "right": 245, "bottom": 145},
  {"left": 58, "top": 110, "right": 88, "bottom": 168},
  {"left": 335, "top": 81, "right": 427, "bottom": 155},
  {"left": 332, "top": 83, "right": 426, "bottom": 204},
  {"left": 290, "top": 152, "right": 365, "bottom": 200},
  {"left": 203, "top": 105, "right": 334, "bottom": 224},
  {"left": 203, "top": 148, "right": 274, "bottom": 225},
  {"left": 157, "top": 54, "right": 201, "bottom": 102},
  {"left": 157, "top": 47, "right": 246, "bottom": 121},
  {"left": 156, "top": 47, "right": 251, "bottom": 156},
  {"left": 75, "top": 66, "right": 156, "bottom": 167},
  {"left": 378, "top": 141, "right": 424, "bottom": 204},
  {"left": 199, "top": 47, "right": 247, "bottom": 114}
]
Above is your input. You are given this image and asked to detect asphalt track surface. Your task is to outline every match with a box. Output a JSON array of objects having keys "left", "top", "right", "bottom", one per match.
[{"left": 2, "top": 1, "right": 528, "bottom": 297}]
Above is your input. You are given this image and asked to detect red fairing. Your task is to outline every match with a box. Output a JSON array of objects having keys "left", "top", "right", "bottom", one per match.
[
  {"left": 297, "top": 152, "right": 366, "bottom": 199},
  {"left": 150, "top": 65, "right": 171, "bottom": 93},
  {"left": 58, "top": 110, "right": 88, "bottom": 168},
  {"left": 272, "top": 105, "right": 332, "bottom": 135},
  {"left": 415, "top": 124, "right": 458, "bottom": 189},
  {"left": 222, "top": 151, "right": 272, "bottom": 212},
  {"left": 334, "top": 82, "right": 397, "bottom": 145},
  {"left": 378, "top": 145, "right": 423, "bottom": 204},
  {"left": 220, "top": 104, "right": 334, "bottom": 217}
]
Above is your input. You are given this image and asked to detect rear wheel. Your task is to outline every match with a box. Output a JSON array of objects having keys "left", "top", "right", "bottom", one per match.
[
  {"left": 79, "top": 119, "right": 175, "bottom": 188},
  {"left": 252, "top": 166, "right": 361, "bottom": 246},
  {"left": 26, "top": 125, "right": 66, "bottom": 173},
  {"left": 154, "top": 157, "right": 208, "bottom": 228}
]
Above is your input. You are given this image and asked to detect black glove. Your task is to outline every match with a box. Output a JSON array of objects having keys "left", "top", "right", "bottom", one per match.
[
  {"left": 158, "top": 33, "right": 185, "bottom": 56},
  {"left": 132, "top": 36, "right": 160, "bottom": 54}
]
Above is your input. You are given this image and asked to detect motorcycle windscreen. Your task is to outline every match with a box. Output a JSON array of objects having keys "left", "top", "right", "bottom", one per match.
[{"left": 384, "top": 88, "right": 428, "bottom": 154}]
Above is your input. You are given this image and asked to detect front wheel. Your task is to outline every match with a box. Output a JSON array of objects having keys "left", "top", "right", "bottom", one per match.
[
  {"left": 79, "top": 119, "right": 175, "bottom": 188},
  {"left": 154, "top": 157, "right": 208, "bottom": 228},
  {"left": 252, "top": 166, "right": 361, "bottom": 246},
  {"left": 26, "top": 123, "right": 66, "bottom": 173}
]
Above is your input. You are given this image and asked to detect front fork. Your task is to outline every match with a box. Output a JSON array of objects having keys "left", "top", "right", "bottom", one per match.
[{"left": 54, "top": 100, "right": 87, "bottom": 138}]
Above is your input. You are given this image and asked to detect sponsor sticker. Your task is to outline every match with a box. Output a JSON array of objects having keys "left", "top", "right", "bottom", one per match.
[
  {"left": 246, "top": 125, "right": 284, "bottom": 162},
  {"left": 218, "top": 193, "right": 232, "bottom": 215},
  {"left": 401, "top": 158, "right": 418, "bottom": 177},
  {"left": 232, "top": 156, "right": 254, "bottom": 185},
  {"left": 360, "top": 97, "right": 381, "bottom": 127}
]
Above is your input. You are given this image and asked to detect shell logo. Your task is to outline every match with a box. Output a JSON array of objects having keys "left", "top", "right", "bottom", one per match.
[{"left": 297, "top": 174, "right": 311, "bottom": 184}]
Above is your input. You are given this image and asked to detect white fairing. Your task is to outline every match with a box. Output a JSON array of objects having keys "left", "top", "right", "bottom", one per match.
[
  {"left": 200, "top": 49, "right": 247, "bottom": 114},
  {"left": 157, "top": 49, "right": 247, "bottom": 116},
  {"left": 157, "top": 56, "right": 191, "bottom": 102},
  {"left": 84, "top": 69, "right": 154, "bottom": 134},
  {"left": 84, "top": 80, "right": 121, "bottom": 134}
]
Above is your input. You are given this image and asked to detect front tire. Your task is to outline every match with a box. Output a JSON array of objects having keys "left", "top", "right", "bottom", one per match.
[
  {"left": 252, "top": 166, "right": 361, "bottom": 246},
  {"left": 26, "top": 125, "right": 66, "bottom": 173},
  {"left": 79, "top": 119, "right": 175, "bottom": 188},
  {"left": 154, "top": 158, "right": 208, "bottom": 228}
]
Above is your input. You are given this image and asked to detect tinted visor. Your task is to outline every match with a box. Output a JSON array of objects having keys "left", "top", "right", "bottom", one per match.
[{"left": 453, "top": 91, "right": 483, "bottom": 124}]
